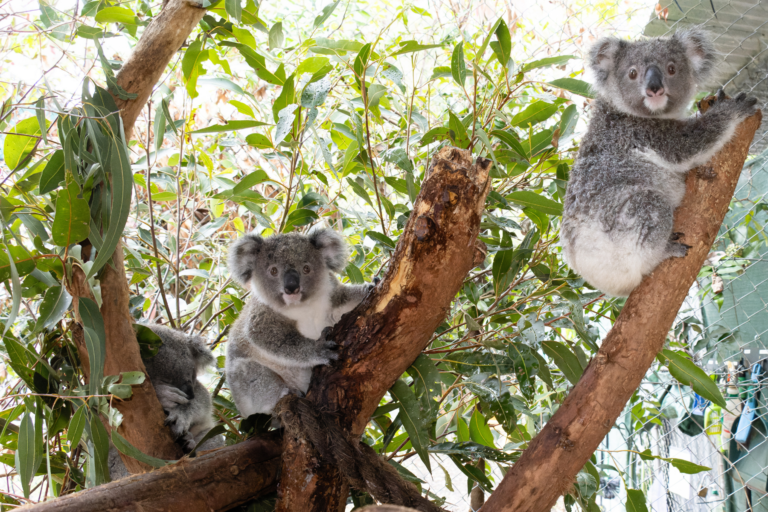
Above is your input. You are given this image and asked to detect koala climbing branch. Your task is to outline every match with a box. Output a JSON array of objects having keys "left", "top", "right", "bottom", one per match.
[
  {"left": 276, "top": 147, "right": 492, "bottom": 511},
  {"left": 480, "top": 108, "right": 762, "bottom": 512}
]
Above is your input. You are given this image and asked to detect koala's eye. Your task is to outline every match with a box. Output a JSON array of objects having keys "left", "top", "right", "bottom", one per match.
[
  {"left": 269, "top": 267, "right": 278, "bottom": 276},
  {"left": 303, "top": 265, "right": 311, "bottom": 274},
  {"left": 667, "top": 63, "right": 676, "bottom": 75},
  {"left": 628, "top": 68, "right": 638, "bottom": 80}
]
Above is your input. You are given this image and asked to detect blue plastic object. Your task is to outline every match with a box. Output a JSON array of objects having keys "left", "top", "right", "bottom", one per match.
[{"left": 735, "top": 362, "right": 764, "bottom": 445}]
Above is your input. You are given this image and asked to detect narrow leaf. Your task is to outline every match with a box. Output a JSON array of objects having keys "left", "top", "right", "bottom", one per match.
[
  {"left": 390, "top": 379, "right": 431, "bottom": 472},
  {"left": 451, "top": 42, "right": 466, "bottom": 87}
]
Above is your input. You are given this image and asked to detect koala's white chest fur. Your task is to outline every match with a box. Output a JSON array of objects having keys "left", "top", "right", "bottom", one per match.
[{"left": 279, "top": 297, "right": 333, "bottom": 339}]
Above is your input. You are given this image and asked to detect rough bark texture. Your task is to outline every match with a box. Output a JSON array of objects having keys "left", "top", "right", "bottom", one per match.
[
  {"left": 66, "top": 0, "right": 208, "bottom": 472},
  {"left": 16, "top": 434, "right": 281, "bottom": 512},
  {"left": 276, "top": 147, "right": 492, "bottom": 511},
  {"left": 479, "top": 111, "right": 762, "bottom": 512}
]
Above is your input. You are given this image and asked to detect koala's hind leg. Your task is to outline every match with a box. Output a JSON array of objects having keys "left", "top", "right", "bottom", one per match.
[{"left": 229, "top": 360, "right": 290, "bottom": 417}]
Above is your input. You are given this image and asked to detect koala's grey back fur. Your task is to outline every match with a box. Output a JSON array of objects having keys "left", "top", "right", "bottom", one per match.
[
  {"left": 561, "top": 29, "right": 758, "bottom": 297},
  {"left": 108, "top": 325, "right": 222, "bottom": 480},
  {"left": 226, "top": 228, "right": 373, "bottom": 417}
]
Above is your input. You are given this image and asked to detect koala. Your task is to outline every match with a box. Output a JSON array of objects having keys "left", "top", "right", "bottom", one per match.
[
  {"left": 561, "top": 29, "right": 758, "bottom": 297},
  {"left": 226, "top": 228, "right": 373, "bottom": 417},
  {"left": 109, "top": 325, "right": 220, "bottom": 480}
]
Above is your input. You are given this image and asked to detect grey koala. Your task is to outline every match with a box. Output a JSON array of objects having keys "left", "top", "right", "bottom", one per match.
[
  {"left": 109, "top": 325, "right": 220, "bottom": 480},
  {"left": 226, "top": 228, "right": 373, "bottom": 417},
  {"left": 561, "top": 29, "right": 758, "bottom": 297}
]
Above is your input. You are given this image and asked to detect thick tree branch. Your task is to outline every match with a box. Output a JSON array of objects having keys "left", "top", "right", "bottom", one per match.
[
  {"left": 480, "top": 110, "right": 763, "bottom": 512},
  {"left": 16, "top": 435, "right": 282, "bottom": 512},
  {"left": 67, "top": 0, "right": 208, "bottom": 471},
  {"left": 276, "top": 147, "right": 492, "bottom": 511}
]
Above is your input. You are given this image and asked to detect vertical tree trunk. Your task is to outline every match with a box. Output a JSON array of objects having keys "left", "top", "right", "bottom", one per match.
[
  {"left": 479, "top": 111, "right": 762, "bottom": 511},
  {"left": 66, "top": 0, "right": 208, "bottom": 472},
  {"left": 276, "top": 148, "right": 492, "bottom": 511}
]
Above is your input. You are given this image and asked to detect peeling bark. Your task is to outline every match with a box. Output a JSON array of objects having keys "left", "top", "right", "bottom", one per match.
[
  {"left": 479, "top": 111, "right": 763, "bottom": 512},
  {"left": 16, "top": 435, "right": 281, "bottom": 512},
  {"left": 276, "top": 147, "right": 492, "bottom": 511}
]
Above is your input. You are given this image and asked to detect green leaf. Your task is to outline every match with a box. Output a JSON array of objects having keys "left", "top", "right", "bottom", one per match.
[
  {"left": 469, "top": 408, "right": 494, "bottom": 448},
  {"left": 667, "top": 458, "right": 710, "bottom": 474},
  {"left": 225, "top": 0, "right": 242, "bottom": 23},
  {"left": 451, "top": 42, "right": 466, "bottom": 87},
  {"left": 4, "top": 117, "right": 42, "bottom": 170},
  {"left": 16, "top": 413, "right": 36, "bottom": 498},
  {"left": 268, "top": 21, "right": 283, "bottom": 49},
  {"left": 89, "top": 415, "right": 110, "bottom": 485},
  {"left": 521, "top": 55, "right": 576, "bottom": 73},
  {"left": 466, "top": 380, "right": 517, "bottom": 434},
  {"left": 511, "top": 101, "right": 558, "bottom": 127},
  {"left": 419, "top": 127, "right": 450, "bottom": 146},
  {"left": 508, "top": 342, "right": 539, "bottom": 400},
  {"left": 80, "top": 298, "right": 106, "bottom": 397},
  {"left": 366, "top": 231, "right": 395, "bottom": 249},
  {"left": 547, "top": 78, "right": 594, "bottom": 99},
  {"left": 181, "top": 38, "right": 209, "bottom": 99},
  {"left": 541, "top": 341, "right": 583, "bottom": 385},
  {"left": 474, "top": 127, "right": 499, "bottom": 171},
  {"left": 35, "top": 97, "right": 47, "bottom": 145},
  {"left": 274, "top": 104, "right": 298, "bottom": 146},
  {"left": 558, "top": 104, "right": 579, "bottom": 141},
  {"left": 346, "top": 177, "right": 374, "bottom": 208},
  {"left": 272, "top": 74, "right": 295, "bottom": 121},
  {"left": 86, "top": 95, "right": 134, "bottom": 278},
  {"left": 345, "top": 263, "right": 364, "bottom": 284},
  {"left": 429, "top": 66, "right": 452, "bottom": 81},
  {"left": 190, "top": 120, "right": 270, "bottom": 134},
  {"left": 448, "top": 111, "right": 469, "bottom": 149},
  {"left": 407, "top": 355, "right": 442, "bottom": 428},
  {"left": 94, "top": 6, "right": 138, "bottom": 24},
  {"left": 301, "top": 77, "right": 332, "bottom": 108},
  {"left": 38, "top": 150, "right": 66, "bottom": 194},
  {"left": 475, "top": 17, "right": 503, "bottom": 64},
  {"left": 310, "top": 38, "right": 364, "bottom": 56},
  {"left": 490, "top": 129, "right": 527, "bottom": 161},
  {"left": 506, "top": 191, "right": 563, "bottom": 216},
  {"left": 390, "top": 40, "right": 443, "bottom": 56},
  {"left": 68, "top": 406, "right": 86, "bottom": 451},
  {"left": 52, "top": 173, "right": 90, "bottom": 247},
  {"left": 284, "top": 208, "right": 318, "bottom": 230},
  {"left": 390, "top": 379, "right": 431, "bottom": 471},
  {"left": 381, "top": 147, "right": 413, "bottom": 173},
  {"left": 456, "top": 416, "right": 470, "bottom": 442},
  {"left": 313, "top": 1, "right": 340, "bottom": 28},
  {"left": 659, "top": 349, "right": 726, "bottom": 407},
  {"left": 33, "top": 286, "right": 71, "bottom": 333},
  {"left": 245, "top": 133, "right": 273, "bottom": 149},
  {"left": 492, "top": 248, "right": 514, "bottom": 295},
  {"left": 490, "top": 18, "right": 511, "bottom": 66},
  {"left": 0, "top": 245, "right": 35, "bottom": 282},
  {"left": 353, "top": 43, "right": 372, "bottom": 88},
  {"left": 626, "top": 489, "right": 649, "bottom": 512}
]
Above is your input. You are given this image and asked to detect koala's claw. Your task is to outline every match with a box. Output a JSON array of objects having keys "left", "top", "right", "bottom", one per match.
[
  {"left": 697, "top": 166, "right": 717, "bottom": 180},
  {"left": 669, "top": 232, "right": 684, "bottom": 241},
  {"left": 373, "top": 276, "right": 381, "bottom": 285},
  {"left": 320, "top": 326, "right": 333, "bottom": 340},
  {"left": 716, "top": 88, "right": 727, "bottom": 101}
]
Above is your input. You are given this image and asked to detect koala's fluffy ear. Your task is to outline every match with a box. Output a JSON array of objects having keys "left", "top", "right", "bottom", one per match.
[
  {"left": 673, "top": 29, "right": 715, "bottom": 82},
  {"left": 228, "top": 234, "right": 264, "bottom": 288},
  {"left": 308, "top": 228, "right": 348, "bottom": 273},
  {"left": 587, "top": 36, "right": 624, "bottom": 93},
  {"left": 188, "top": 334, "right": 215, "bottom": 370}
]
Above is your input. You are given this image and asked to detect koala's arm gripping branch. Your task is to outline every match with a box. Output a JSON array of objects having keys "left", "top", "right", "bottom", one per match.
[
  {"left": 479, "top": 110, "right": 762, "bottom": 512},
  {"left": 276, "top": 147, "right": 492, "bottom": 512}
]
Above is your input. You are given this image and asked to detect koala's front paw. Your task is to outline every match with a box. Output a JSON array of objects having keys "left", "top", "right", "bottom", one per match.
[
  {"left": 155, "top": 384, "right": 190, "bottom": 408},
  {"left": 319, "top": 340, "right": 340, "bottom": 361},
  {"left": 711, "top": 89, "right": 759, "bottom": 120},
  {"left": 165, "top": 408, "right": 193, "bottom": 440}
]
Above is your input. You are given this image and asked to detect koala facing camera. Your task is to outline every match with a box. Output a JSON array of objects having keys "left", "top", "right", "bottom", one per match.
[
  {"left": 561, "top": 29, "right": 758, "bottom": 297},
  {"left": 226, "top": 228, "right": 374, "bottom": 417}
]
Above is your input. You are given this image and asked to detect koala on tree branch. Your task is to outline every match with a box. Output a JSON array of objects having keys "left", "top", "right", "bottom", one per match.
[
  {"left": 561, "top": 29, "right": 759, "bottom": 297},
  {"left": 226, "top": 228, "right": 375, "bottom": 417},
  {"left": 109, "top": 325, "right": 219, "bottom": 479}
]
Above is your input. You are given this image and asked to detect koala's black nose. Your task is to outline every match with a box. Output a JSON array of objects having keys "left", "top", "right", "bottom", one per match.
[
  {"left": 283, "top": 268, "right": 301, "bottom": 294},
  {"left": 645, "top": 66, "right": 664, "bottom": 96},
  {"left": 180, "top": 383, "right": 195, "bottom": 400}
]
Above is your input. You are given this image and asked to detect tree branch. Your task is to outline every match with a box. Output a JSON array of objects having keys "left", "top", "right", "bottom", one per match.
[
  {"left": 16, "top": 435, "right": 282, "bottom": 512},
  {"left": 479, "top": 110, "right": 763, "bottom": 512},
  {"left": 276, "top": 147, "right": 492, "bottom": 511}
]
